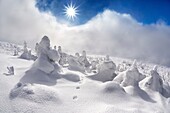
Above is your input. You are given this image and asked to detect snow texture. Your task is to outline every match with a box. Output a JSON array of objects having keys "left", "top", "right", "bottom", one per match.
[{"left": 0, "top": 41, "right": 170, "bottom": 113}]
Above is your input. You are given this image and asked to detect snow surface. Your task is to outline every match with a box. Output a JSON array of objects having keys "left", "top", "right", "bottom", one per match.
[{"left": 0, "top": 41, "right": 170, "bottom": 113}]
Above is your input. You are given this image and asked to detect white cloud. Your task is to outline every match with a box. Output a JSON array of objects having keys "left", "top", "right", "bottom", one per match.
[
  {"left": 0, "top": 0, "right": 65, "bottom": 45},
  {"left": 1, "top": 0, "right": 170, "bottom": 66}
]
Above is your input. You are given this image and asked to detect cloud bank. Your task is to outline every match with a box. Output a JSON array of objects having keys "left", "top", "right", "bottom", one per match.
[{"left": 1, "top": 0, "right": 170, "bottom": 66}]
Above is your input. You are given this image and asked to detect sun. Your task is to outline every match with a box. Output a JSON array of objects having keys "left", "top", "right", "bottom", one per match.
[{"left": 63, "top": 2, "right": 79, "bottom": 21}]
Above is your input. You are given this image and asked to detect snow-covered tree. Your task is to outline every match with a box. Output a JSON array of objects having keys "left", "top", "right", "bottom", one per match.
[
  {"left": 20, "top": 41, "right": 31, "bottom": 60},
  {"left": 32, "top": 36, "right": 61, "bottom": 74},
  {"left": 114, "top": 60, "right": 145, "bottom": 87},
  {"left": 79, "top": 50, "right": 91, "bottom": 68},
  {"left": 140, "top": 65, "right": 163, "bottom": 93},
  {"left": 35, "top": 43, "right": 39, "bottom": 54},
  {"left": 104, "top": 55, "right": 111, "bottom": 62},
  {"left": 67, "top": 55, "right": 85, "bottom": 72}
]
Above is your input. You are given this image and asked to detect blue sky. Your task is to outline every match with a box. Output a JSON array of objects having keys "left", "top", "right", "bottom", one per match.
[{"left": 36, "top": 0, "right": 170, "bottom": 25}]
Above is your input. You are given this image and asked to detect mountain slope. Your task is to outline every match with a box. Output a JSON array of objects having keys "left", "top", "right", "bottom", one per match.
[{"left": 0, "top": 41, "right": 170, "bottom": 113}]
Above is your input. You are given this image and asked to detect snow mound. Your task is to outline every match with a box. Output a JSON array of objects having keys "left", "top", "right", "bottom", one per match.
[
  {"left": 114, "top": 60, "right": 145, "bottom": 86},
  {"left": 10, "top": 83, "right": 34, "bottom": 99},
  {"left": 101, "top": 81, "right": 125, "bottom": 94},
  {"left": 124, "top": 85, "right": 156, "bottom": 102},
  {"left": 61, "top": 70, "right": 81, "bottom": 82},
  {"left": 88, "top": 61, "right": 117, "bottom": 82},
  {"left": 19, "top": 68, "right": 59, "bottom": 86},
  {"left": 10, "top": 83, "right": 61, "bottom": 104},
  {"left": 67, "top": 55, "right": 85, "bottom": 72}
]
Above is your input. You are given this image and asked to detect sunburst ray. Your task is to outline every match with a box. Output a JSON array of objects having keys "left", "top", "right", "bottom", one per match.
[{"left": 63, "top": 2, "right": 79, "bottom": 21}]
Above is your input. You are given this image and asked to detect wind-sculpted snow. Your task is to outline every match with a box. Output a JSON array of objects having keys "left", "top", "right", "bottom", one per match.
[
  {"left": 114, "top": 60, "right": 145, "bottom": 87},
  {"left": 101, "top": 81, "right": 125, "bottom": 94},
  {"left": 1, "top": 40, "right": 170, "bottom": 113},
  {"left": 10, "top": 83, "right": 61, "bottom": 104},
  {"left": 20, "top": 36, "right": 81, "bottom": 85},
  {"left": 87, "top": 61, "right": 117, "bottom": 82},
  {"left": 139, "top": 66, "right": 170, "bottom": 98}
]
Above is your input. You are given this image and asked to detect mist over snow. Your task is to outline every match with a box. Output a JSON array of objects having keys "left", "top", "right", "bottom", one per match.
[{"left": 1, "top": 0, "right": 170, "bottom": 66}]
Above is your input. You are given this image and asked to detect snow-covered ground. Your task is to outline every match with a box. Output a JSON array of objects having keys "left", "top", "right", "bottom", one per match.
[{"left": 0, "top": 41, "right": 170, "bottom": 113}]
